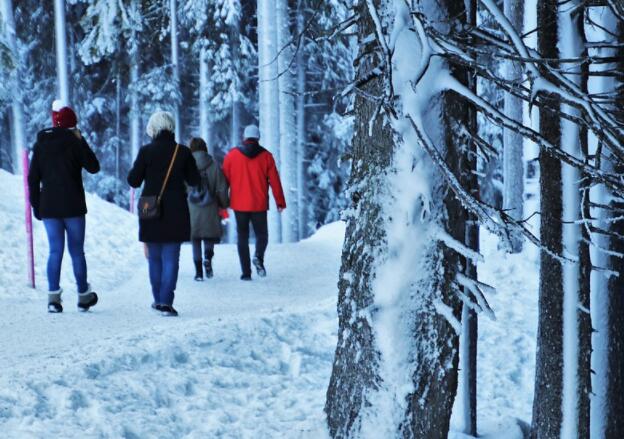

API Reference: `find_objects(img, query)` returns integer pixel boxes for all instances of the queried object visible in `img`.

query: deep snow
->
[0,170,537,438]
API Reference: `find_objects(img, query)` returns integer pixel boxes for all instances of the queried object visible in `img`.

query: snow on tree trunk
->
[54,0,69,103]
[502,0,524,253]
[296,0,307,239]
[1,0,26,174]
[257,0,282,242]
[170,0,181,141]
[558,4,591,438]
[458,3,478,435]
[603,20,624,438]
[199,46,212,155]
[276,0,298,242]
[532,2,564,437]
[325,1,469,437]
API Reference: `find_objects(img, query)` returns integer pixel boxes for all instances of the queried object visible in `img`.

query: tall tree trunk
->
[531,1,564,438]
[502,0,524,253]
[199,46,212,154]
[559,3,591,438]
[296,0,307,239]
[169,0,181,141]
[128,0,141,214]
[276,0,298,242]
[325,1,468,437]
[604,20,624,439]
[54,0,69,103]
[115,67,121,179]
[1,0,26,174]
[257,0,282,242]
[459,2,478,435]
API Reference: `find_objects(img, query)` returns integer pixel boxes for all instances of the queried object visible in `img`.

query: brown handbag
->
[138,144,180,220]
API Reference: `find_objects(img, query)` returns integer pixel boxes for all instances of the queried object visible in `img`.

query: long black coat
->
[127,131,200,243]
[28,127,100,219]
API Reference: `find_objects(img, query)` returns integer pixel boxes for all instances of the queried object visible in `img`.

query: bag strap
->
[157,144,180,202]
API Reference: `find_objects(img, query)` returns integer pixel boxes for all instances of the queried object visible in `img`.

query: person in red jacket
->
[223,124,286,280]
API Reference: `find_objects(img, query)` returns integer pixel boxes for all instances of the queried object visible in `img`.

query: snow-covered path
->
[2,227,341,373]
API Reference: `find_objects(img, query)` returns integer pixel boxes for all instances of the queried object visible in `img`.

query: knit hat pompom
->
[146,111,175,138]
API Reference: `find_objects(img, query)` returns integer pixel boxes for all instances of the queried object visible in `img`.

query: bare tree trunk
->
[459,2,478,434]
[257,0,282,242]
[1,0,26,174]
[277,0,299,242]
[199,46,212,154]
[532,2,564,438]
[503,0,524,253]
[54,0,69,103]
[604,21,624,439]
[296,0,307,239]
[169,0,181,141]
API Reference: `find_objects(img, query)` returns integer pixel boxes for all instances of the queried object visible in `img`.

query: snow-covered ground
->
[0,170,538,438]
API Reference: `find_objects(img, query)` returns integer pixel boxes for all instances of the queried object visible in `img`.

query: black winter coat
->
[28,127,100,219]
[127,131,201,243]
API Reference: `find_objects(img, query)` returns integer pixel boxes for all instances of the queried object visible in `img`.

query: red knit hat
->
[52,107,78,129]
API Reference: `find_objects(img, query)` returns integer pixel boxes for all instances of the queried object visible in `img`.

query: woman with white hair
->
[127,111,200,316]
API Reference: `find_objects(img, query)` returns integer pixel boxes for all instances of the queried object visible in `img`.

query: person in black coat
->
[28,101,100,313]
[127,110,200,316]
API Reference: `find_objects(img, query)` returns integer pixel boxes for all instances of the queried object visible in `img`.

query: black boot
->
[77,287,98,312]
[253,256,266,277]
[204,259,214,279]
[194,260,204,281]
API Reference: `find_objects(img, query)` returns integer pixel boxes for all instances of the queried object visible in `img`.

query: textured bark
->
[296,0,307,239]
[326,1,468,437]
[502,0,524,253]
[575,9,591,439]
[324,3,390,434]
[531,2,564,438]
[459,2,478,435]
[604,21,624,438]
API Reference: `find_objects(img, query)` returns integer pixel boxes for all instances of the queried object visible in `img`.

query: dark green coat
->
[188,151,229,240]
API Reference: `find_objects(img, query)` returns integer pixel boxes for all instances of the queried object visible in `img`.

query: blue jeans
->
[43,216,88,293]
[146,243,181,306]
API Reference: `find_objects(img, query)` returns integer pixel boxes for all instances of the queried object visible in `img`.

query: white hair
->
[146,111,175,138]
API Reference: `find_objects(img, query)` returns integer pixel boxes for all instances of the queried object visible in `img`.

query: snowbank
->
[0,170,140,299]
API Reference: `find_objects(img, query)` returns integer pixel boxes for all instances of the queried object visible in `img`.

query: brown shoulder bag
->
[138,144,180,220]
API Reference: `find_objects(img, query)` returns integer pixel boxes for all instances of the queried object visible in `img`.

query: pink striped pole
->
[22,149,35,288]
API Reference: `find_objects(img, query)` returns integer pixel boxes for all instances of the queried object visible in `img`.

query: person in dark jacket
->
[222,124,286,281]
[127,111,200,316]
[187,138,230,281]
[28,100,101,313]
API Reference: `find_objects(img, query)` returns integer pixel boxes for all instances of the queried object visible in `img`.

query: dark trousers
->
[192,239,215,263]
[43,216,88,293]
[234,211,268,276]
[146,242,181,306]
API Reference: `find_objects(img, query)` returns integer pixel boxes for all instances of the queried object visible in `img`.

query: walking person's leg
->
[147,243,163,306]
[159,243,181,315]
[65,216,98,311]
[191,238,203,281]
[64,216,88,293]
[251,211,269,277]
[43,218,65,312]
[204,239,215,278]
[235,212,252,279]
